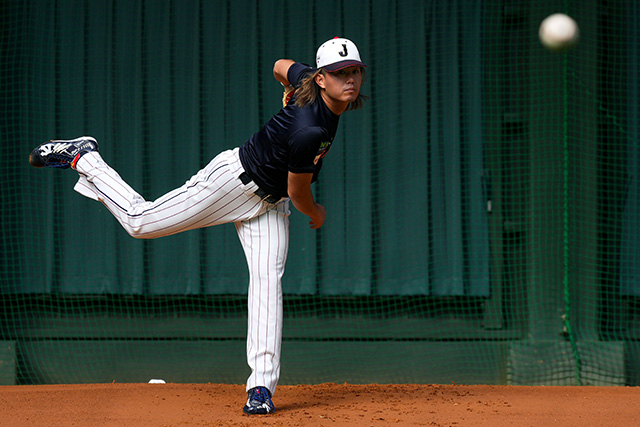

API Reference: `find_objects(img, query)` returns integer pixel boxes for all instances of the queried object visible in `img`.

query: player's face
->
[316,67,363,110]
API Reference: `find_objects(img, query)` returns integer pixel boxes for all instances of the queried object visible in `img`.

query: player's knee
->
[124,225,147,239]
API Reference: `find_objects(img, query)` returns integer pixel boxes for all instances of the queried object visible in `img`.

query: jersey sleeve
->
[287,126,326,174]
[287,62,314,87]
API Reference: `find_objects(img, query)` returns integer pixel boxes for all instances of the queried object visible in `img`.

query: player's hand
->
[282,85,295,107]
[308,203,326,229]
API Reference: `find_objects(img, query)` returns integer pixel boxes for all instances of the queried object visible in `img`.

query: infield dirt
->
[1,382,638,426]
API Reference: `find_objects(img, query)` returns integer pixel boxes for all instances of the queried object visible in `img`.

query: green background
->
[0,0,637,386]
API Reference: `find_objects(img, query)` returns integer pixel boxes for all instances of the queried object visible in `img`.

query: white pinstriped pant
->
[74,147,289,395]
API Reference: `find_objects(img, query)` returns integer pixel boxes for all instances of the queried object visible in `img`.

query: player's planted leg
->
[243,386,275,415]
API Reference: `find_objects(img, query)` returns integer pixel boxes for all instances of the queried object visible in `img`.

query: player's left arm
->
[273,59,295,86]
[274,59,296,107]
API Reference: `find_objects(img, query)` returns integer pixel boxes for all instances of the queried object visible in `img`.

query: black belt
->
[239,172,281,204]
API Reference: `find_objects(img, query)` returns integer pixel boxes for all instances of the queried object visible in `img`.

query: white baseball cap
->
[316,37,366,72]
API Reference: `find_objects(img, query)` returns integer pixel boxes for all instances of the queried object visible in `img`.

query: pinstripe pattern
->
[237,199,289,394]
[73,147,291,396]
[74,148,269,238]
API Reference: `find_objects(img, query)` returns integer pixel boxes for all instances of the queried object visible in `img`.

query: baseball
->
[539,13,579,53]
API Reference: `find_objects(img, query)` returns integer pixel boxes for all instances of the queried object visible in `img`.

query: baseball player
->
[28,37,366,415]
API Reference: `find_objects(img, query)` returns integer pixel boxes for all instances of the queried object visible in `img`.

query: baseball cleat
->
[242,386,275,415]
[29,136,99,169]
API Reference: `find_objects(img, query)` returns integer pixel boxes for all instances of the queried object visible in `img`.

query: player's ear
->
[315,72,326,89]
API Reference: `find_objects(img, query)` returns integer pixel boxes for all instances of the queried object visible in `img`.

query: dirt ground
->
[1,382,639,426]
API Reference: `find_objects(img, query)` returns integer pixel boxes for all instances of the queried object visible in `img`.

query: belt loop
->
[238,172,280,204]
[239,172,252,185]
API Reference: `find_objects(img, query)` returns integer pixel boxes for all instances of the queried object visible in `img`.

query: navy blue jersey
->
[238,62,340,198]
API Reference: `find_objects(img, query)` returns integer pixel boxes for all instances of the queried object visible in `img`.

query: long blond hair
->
[294,68,367,111]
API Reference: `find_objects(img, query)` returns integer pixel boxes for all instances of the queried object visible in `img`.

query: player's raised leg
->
[29,138,268,239]
[29,136,99,169]
[76,149,270,238]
